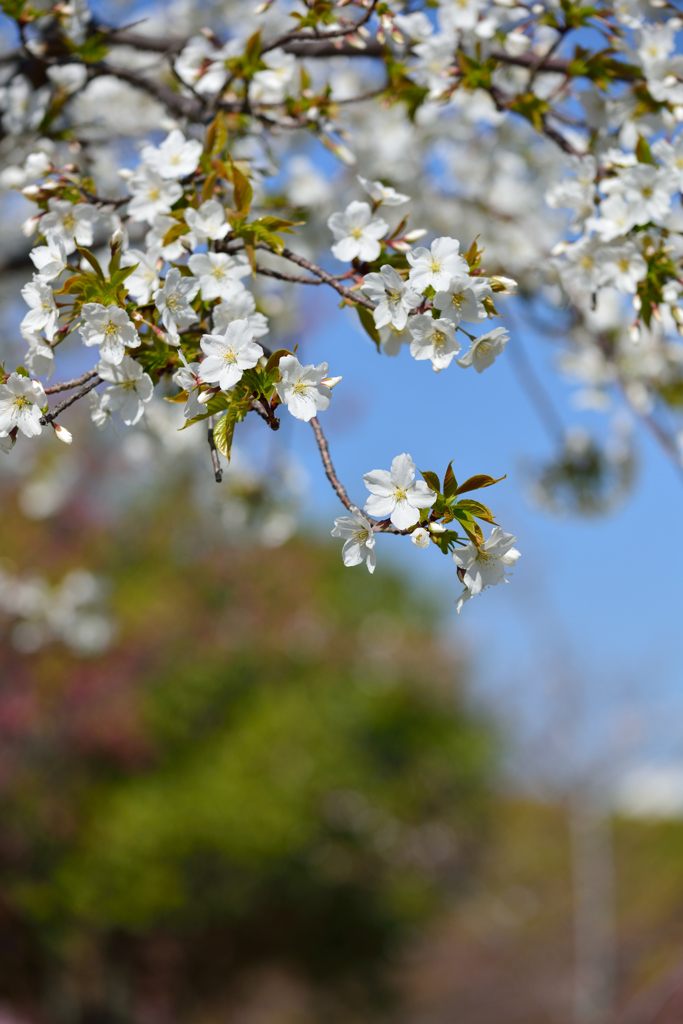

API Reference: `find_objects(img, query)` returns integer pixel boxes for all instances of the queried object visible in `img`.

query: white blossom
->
[599,242,648,294]
[188,252,250,301]
[79,303,140,365]
[40,199,98,255]
[145,214,186,262]
[97,356,154,426]
[250,49,297,104]
[409,314,461,372]
[411,527,431,548]
[0,373,46,438]
[140,129,202,180]
[127,167,183,223]
[174,35,239,95]
[212,285,269,338]
[184,199,230,246]
[275,355,334,422]
[407,237,469,292]
[154,267,200,332]
[120,247,161,304]
[452,526,520,597]
[174,347,204,419]
[327,201,388,262]
[457,327,509,373]
[331,507,376,573]
[361,265,420,329]
[379,324,412,356]
[433,274,492,324]
[363,453,436,529]
[357,176,410,206]
[29,231,67,282]
[21,277,58,341]
[198,318,263,392]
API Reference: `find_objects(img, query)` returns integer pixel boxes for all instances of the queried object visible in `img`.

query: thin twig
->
[272,245,377,310]
[254,263,324,285]
[310,415,353,510]
[262,0,378,55]
[45,369,99,395]
[40,376,101,425]
[207,415,223,482]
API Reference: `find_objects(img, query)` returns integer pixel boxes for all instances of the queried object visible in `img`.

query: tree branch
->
[310,415,353,510]
[40,376,101,425]
[207,416,223,482]
[44,369,99,395]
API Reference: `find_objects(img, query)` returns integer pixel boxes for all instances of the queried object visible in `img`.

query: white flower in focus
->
[21,277,59,341]
[141,129,203,180]
[120,247,161,303]
[127,167,183,223]
[409,314,461,371]
[97,356,154,426]
[154,267,200,332]
[361,265,420,330]
[174,347,204,418]
[452,526,520,596]
[41,199,98,255]
[79,303,140,365]
[599,242,647,294]
[198,318,263,391]
[29,231,67,282]
[327,201,388,263]
[357,176,410,206]
[457,327,508,373]
[188,252,250,301]
[411,527,430,548]
[184,200,230,246]
[407,237,469,292]
[331,507,376,573]
[433,274,492,324]
[0,373,46,438]
[275,355,334,422]
[363,453,436,529]
[212,285,269,338]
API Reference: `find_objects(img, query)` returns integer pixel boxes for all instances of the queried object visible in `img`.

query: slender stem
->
[310,416,353,511]
[45,369,99,395]
[207,416,223,482]
[271,245,377,310]
[254,264,324,285]
[40,377,101,425]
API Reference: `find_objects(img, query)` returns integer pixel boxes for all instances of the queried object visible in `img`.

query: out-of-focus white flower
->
[457,327,509,372]
[141,129,202,179]
[41,198,98,255]
[357,176,410,206]
[0,373,46,438]
[29,231,67,282]
[97,356,154,426]
[212,285,270,337]
[250,49,297,104]
[21,277,59,341]
[120,247,161,304]
[184,199,230,246]
[127,167,183,223]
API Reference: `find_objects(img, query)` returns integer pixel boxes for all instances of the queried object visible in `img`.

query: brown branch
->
[40,376,101,425]
[254,263,324,285]
[263,0,378,55]
[262,244,377,310]
[44,369,99,395]
[207,415,223,482]
[310,415,353,510]
[90,62,203,121]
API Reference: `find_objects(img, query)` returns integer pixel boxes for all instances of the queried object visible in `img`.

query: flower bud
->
[21,185,41,199]
[197,388,218,405]
[53,423,73,444]
[404,228,428,242]
[411,527,430,549]
[110,227,123,249]
[321,375,342,390]
[428,522,446,534]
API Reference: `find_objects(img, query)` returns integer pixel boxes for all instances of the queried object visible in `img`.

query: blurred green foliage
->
[0,478,496,1021]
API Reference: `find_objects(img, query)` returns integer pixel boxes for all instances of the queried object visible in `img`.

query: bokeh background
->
[2,0,683,1022]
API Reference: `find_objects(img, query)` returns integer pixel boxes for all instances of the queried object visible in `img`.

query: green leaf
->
[450,508,484,545]
[356,305,380,350]
[635,134,654,164]
[455,474,506,495]
[420,470,441,493]
[443,460,458,500]
[265,348,293,373]
[212,413,235,460]
[454,499,496,524]
[233,166,253,217]
[76,245,105,280]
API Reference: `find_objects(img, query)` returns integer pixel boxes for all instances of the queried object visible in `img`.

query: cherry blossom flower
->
[457,327,509,373]
[24,337,55,379]
[198,318,263,391]
[250,49,297,104]
[433,274,492,324]
[275,355,335,422]
[361,265,420,329]
[407,237,469,292]
[97,356,154,426]
[363,453,436,529]
[409,314,461,371]
[379,324,411,356]
[452,526,520,597]
[327,201,388,262]
[79,304,140,365]
[173,348,204,419]
[189,252,250,301]
[141,129,202,180]
[599,242,647,294]
[411,527,430,548]
[212,285,269,338]
[29,231,67,281]
[120,247,161,304]
[40,198,98,254]
[127,167,183,223]
[21,277,58,341]
[184,200,230,246]
[0,373,46,438]
[154,268,200,332]
[331,507,376,573]
[357,176,410,206]
[174,35,239,95]
[145,214,186,262]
